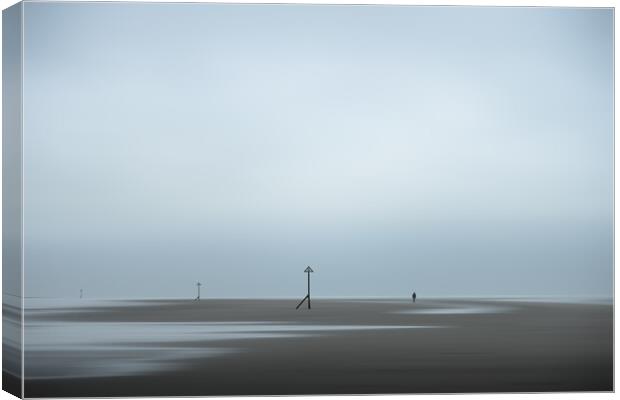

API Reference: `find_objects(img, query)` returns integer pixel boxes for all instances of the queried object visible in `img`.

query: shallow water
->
[25,321,436,351]
[395,304,512,314]
[25,304,441,379]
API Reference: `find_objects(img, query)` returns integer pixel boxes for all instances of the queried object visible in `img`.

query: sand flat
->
[22,298,612,397]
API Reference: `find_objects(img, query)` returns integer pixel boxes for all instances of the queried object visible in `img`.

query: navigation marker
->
[296,266,314,310]
[196,282,202,301]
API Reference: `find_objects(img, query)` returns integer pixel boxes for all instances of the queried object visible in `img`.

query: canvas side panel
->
[2,2,23,398]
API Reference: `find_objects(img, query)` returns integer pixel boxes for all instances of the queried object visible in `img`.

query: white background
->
[0,0,616,399]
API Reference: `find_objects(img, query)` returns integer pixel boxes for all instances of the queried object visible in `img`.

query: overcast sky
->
[21,3,613,299]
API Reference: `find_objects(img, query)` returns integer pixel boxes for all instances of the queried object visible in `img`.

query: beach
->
[22,298,613,397]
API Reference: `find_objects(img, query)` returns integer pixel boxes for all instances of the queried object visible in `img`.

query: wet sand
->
[23,298,613,397]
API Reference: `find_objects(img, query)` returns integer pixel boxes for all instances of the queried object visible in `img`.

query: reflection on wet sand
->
[26,308,442,379]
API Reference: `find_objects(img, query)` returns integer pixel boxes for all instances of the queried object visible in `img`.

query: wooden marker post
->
[196,282,202,301]
[296,266,314,309]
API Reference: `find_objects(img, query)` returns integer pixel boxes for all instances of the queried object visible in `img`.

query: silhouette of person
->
[412,292,416,303]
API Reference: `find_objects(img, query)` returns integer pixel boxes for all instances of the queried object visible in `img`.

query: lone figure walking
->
[412,292,416,303]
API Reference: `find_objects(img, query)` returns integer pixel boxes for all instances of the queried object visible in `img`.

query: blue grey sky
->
[22,3,613,298]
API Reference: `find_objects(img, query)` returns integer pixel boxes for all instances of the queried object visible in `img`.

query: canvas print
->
[2,2,614,398]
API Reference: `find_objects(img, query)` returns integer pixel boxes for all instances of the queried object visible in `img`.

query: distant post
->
[296,266,314,310]
[196,282,202,301]
[80,289,83,299]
